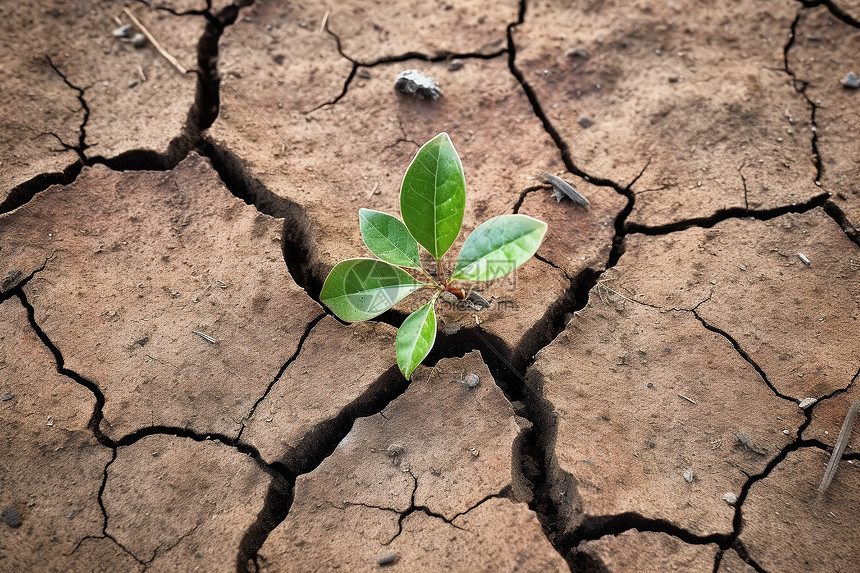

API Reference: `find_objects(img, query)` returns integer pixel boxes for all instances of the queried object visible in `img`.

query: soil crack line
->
[4,0,244,215]
[45,56,90,163]
[784,11,823,183]
[17,290,114,448]
[823,198,860,247]
[323,20,508,68]
[236,362,415,569]
[68,450,149,569]
[0,256,51,303]
[798,0,860,28]
[691,310,799,405]
[626,192,830,236]
[725,436,821,571]
[235,312,327,442]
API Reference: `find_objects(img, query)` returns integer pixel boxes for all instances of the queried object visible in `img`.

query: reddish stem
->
[444,283,465,299]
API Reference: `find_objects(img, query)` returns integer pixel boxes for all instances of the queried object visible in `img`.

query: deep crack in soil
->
[3,0,858,571]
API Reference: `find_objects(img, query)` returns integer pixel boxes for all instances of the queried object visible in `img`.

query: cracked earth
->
[0,0,858,571]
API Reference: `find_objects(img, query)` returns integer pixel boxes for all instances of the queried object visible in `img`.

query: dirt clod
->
[2,506,22,528]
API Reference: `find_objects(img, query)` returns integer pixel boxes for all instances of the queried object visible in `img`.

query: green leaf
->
[400,132,466,260]
[320,258,426,322]
[358,209,423,269]
[451,214,548,282]
[395,300,437,379]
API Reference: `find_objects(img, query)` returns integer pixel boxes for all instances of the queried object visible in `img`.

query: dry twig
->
[123,8,187,74]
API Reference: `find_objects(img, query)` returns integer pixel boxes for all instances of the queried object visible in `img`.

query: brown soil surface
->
[569,530,719,572]
[1,1,858,572]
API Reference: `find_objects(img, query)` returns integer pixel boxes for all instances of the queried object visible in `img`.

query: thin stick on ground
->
[123,8,187,74]
[819,396,860,492]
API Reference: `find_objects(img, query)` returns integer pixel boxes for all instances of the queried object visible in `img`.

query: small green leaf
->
[400,132,466,260]
[395,300,437,379]
[320,258,426,322]
[358,209,423,269]
[451,214,548,282]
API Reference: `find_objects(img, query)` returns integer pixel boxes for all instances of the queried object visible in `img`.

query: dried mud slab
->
[257,352,567,571]
[217,1,352,113]
[209,22,577,362]
[0,299,116,570]
[529,288,803,538]
[103,434,282,571]
[240,316,399,468]
[0,0,201,200]
[519,174,626,278]
[0,153,321,440]
[0,3,84,207]
[616,210,860,400]
[569,530,719,572]
[792,7,860,232]
[739,448,860,572]
[513,0,821,226]
[326,0,518,63]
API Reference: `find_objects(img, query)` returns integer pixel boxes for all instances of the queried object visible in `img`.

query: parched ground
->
[1,0,858,572]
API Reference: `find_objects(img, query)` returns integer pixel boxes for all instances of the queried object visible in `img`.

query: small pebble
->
[394,70,441,100]
[128,80,138,89]
[462,373,480,388]
[783,429,791,435]
[566,48,589,59]
[1,393,14,402]
[798,397,817,409]
[646,441,655,449]
[386,444,404,458]
[377,552,397,566]
[447,59,464,71]
[2,507,22,528]
[683,469,694,483]
[840,72,859,89]
[112,24,132,38]
[723,492,738,506]
[130,33,147,48]
[668,76,679,83]
[578,116,593,129]
[357,69,372,80]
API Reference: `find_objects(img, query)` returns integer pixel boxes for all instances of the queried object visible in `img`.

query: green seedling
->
[320,133,547,379]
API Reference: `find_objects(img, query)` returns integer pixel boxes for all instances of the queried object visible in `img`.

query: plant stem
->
[444,284,466,299]
[436,258,445,286]
[414,264,435,283]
